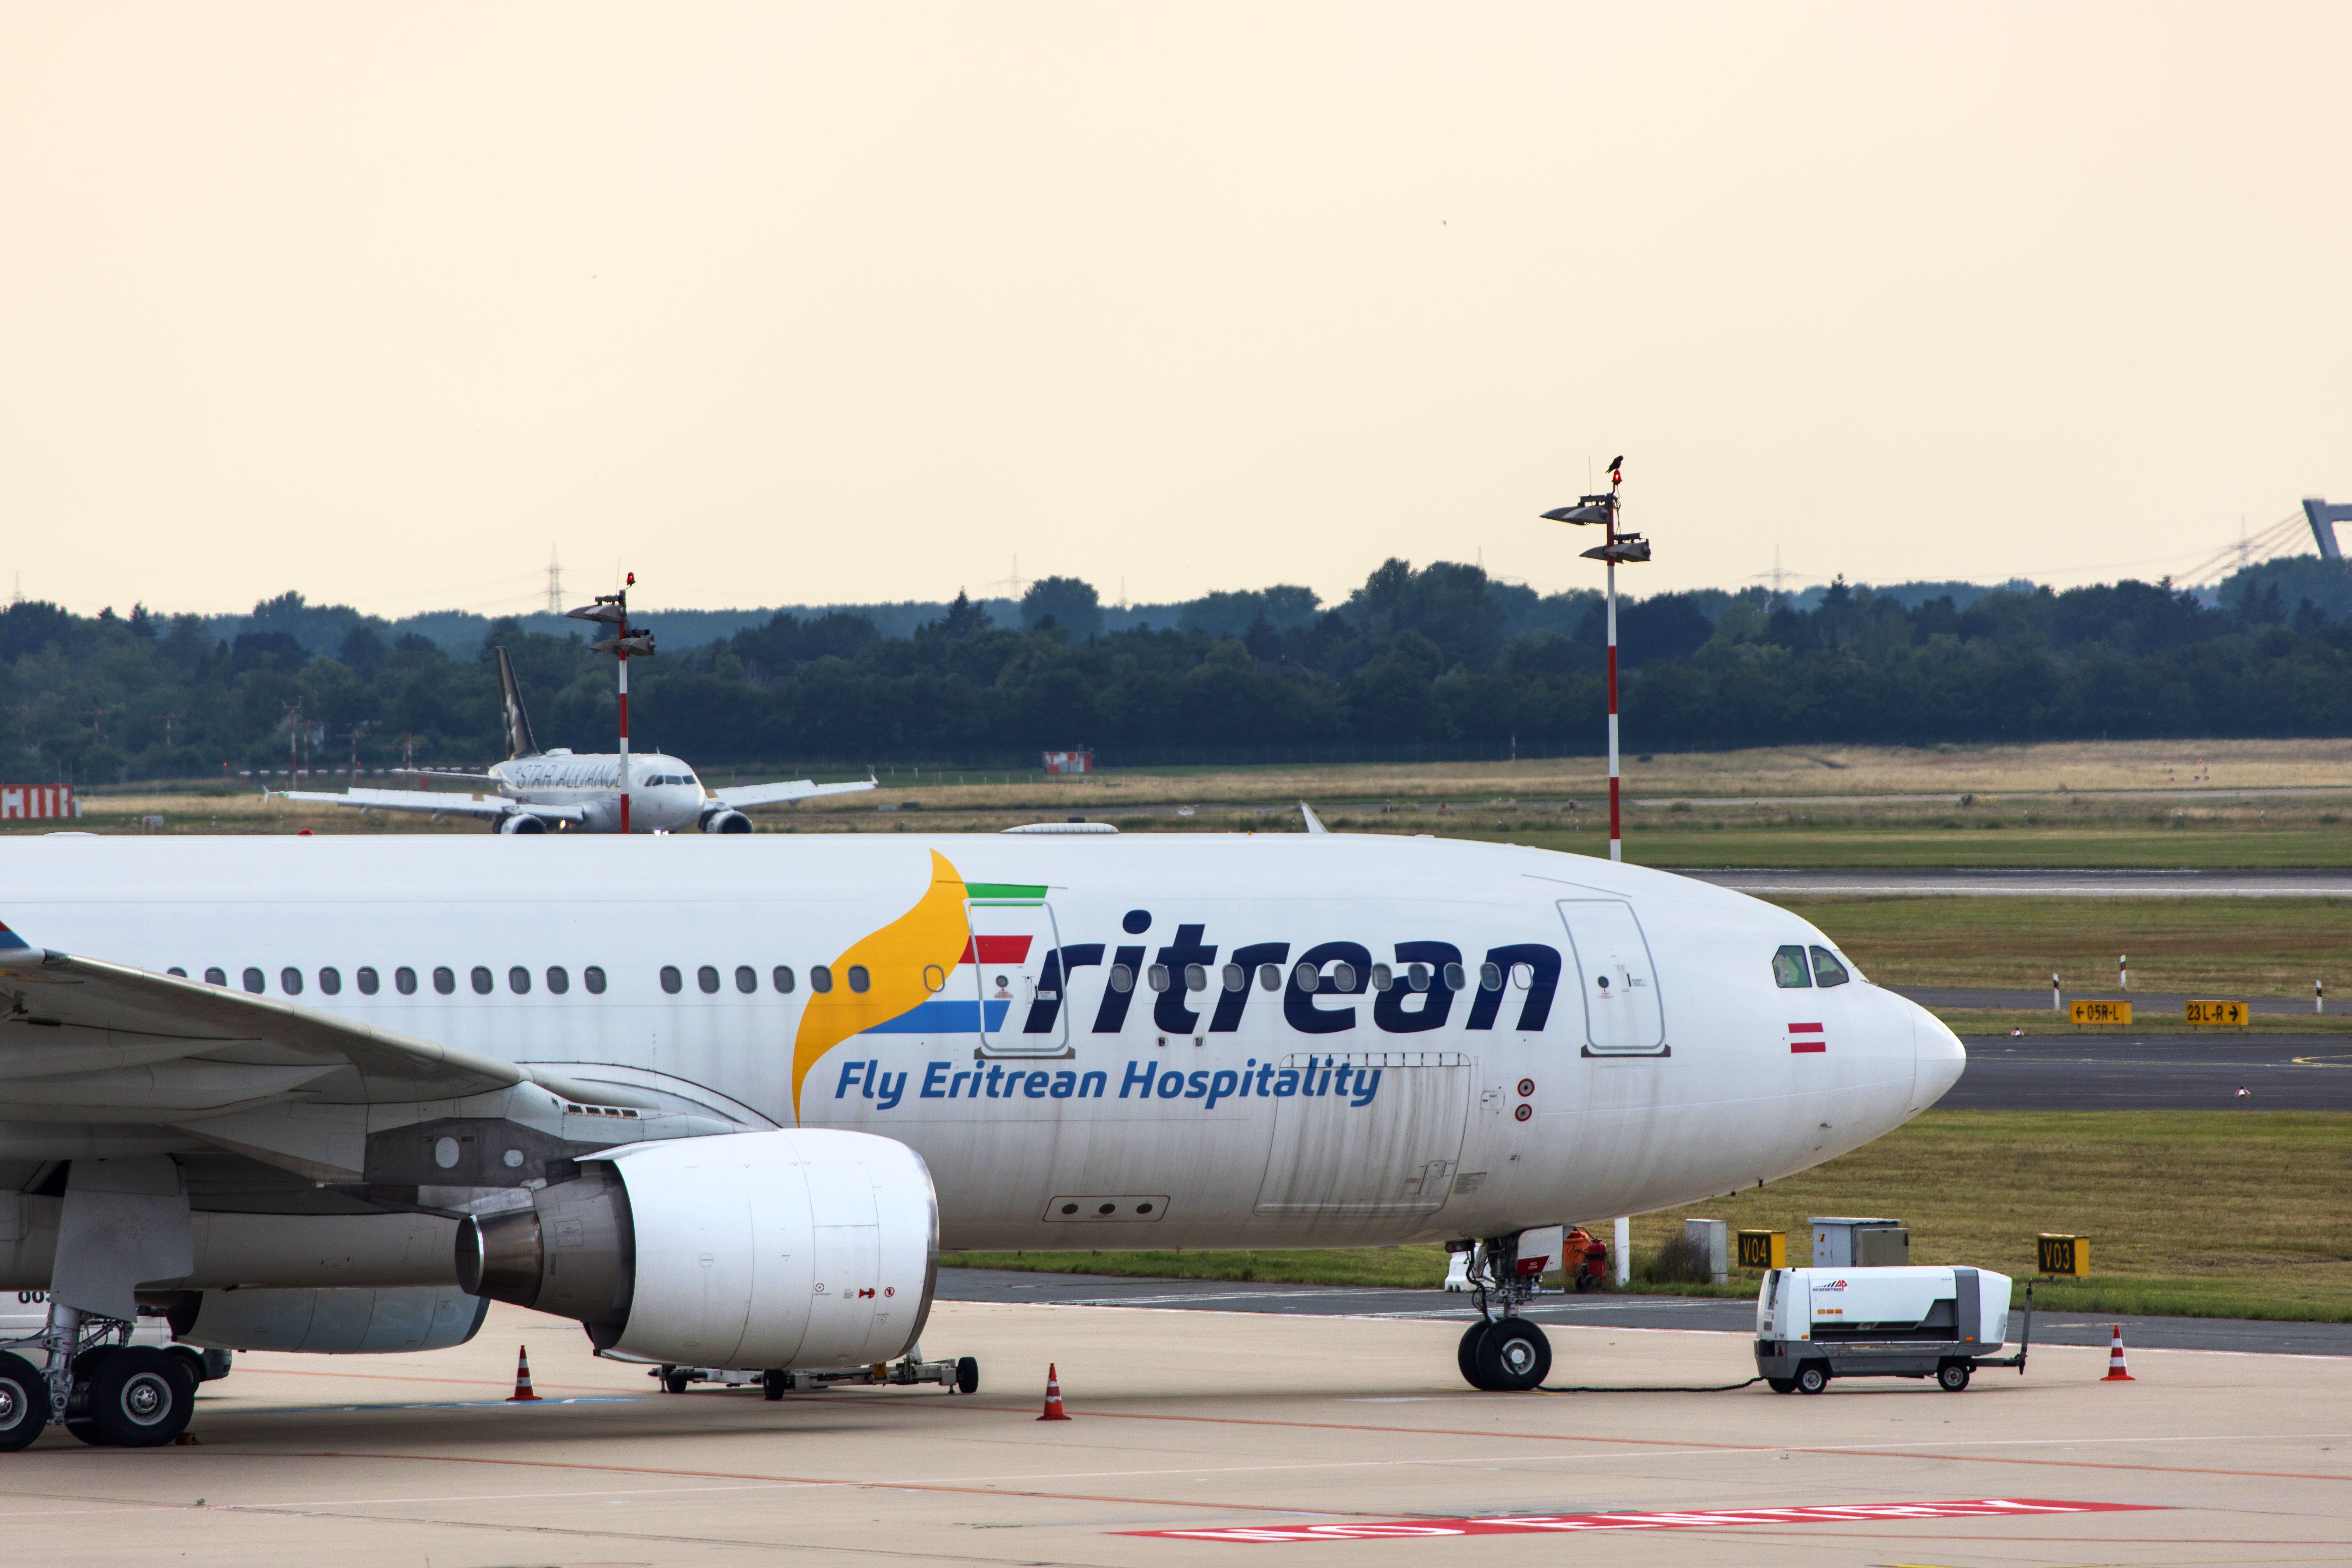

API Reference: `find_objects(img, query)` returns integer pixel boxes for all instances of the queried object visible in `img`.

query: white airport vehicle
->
[0,830,1964,1446]
[274,648,874,833]
[1755,1265,2029,1393]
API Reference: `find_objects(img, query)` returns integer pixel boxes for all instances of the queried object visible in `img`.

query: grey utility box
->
[1684,1218,1730,1284]
[1810,1217,1909,1268]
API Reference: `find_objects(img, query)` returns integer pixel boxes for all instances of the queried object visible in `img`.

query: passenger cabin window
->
[546,966,569,995]
[1146,964,1170,993]
[1444,962,1467,992]
[810,965,833,994]
[1221,963,1244,992]
[319,967,341,996]
[734,965,756,994]
[1291,960,1320,993]
[584,965,607,995]
[243,967,265,994]
[471,966,494,995]
[1256,963,1280,991]
[1326,961,1357,994]
[167,966,187,978]
[280,967,303,995]
[509,966,531,995]
[1106,964,1132,993]
[433,966,456,996]
[1809,945,1852,987]
[1369,963,1393,991]
[660,965,683,995]
[847,965,870,994]
[396,966,418,995]
[357,967,380,995]
[1478,962,1502,992]
[205,967,226,986]
[696,965,719,994]
[1772,945,1812,988]
[772,966,795,993]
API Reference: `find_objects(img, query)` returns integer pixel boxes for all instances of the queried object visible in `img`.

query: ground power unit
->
[1755,1266,2031,1393]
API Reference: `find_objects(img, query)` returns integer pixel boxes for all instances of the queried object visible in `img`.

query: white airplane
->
[0,829,1963,1447]
[275,648,874,833]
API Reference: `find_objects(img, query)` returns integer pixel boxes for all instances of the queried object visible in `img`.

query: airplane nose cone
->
[1905,995,1966,1109]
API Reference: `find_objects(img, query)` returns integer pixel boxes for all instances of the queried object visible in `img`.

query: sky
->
[4,3,2348,620]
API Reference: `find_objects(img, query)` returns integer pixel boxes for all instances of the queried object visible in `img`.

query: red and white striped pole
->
[1605,465,1622,864]
[616,574,632,836]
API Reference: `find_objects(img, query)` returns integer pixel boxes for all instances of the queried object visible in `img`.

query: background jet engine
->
[495,812,549,834]
[699,808,753,834]
[456,1128,937,1370]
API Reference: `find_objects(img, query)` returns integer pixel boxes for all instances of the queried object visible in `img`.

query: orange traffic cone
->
[508,1344,543,1402]
[2101,1323,2134,1382]
[1037,1362,1071,1421]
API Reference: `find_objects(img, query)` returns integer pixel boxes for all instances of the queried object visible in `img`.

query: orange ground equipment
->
[1565,1227,1611,1293]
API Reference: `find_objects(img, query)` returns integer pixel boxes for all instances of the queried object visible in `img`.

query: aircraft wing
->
[274,788,586,825]
[710,776,878,810]
[0,945,527,1112]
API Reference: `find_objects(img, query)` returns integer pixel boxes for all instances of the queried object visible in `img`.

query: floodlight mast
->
[567,573,655,833]
[1540,459,1649,863]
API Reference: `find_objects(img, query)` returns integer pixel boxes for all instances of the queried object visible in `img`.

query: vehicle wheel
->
[1456,1321,1496,1390]
[1573,1273,1596,1294]
[0,1352,44,1451]
[1766,1377,1798,1394]
[85,1348,195,1448]
[1474,1319,1553,1392]
[955,1356,979,1395]
[1936,1360,1972,1392]
[662,1368,692,1394]
[1794,1361,1830,1395]
[762,1370,786,1401]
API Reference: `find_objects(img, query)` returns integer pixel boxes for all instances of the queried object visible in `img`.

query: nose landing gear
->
[1450,1233,1555,1392]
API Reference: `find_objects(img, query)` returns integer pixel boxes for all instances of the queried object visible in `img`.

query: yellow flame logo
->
[791,849,969,1120]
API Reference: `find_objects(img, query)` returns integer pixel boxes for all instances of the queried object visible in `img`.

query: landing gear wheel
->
[762,1370,787,1401]
[81,1348,195,1448]
[1475,1319,1552,1392]
[1766,1377,1798,1394]
[1936,1360,1972,1392]
[661,1367,691,1394]
[1456,1321,1496,1390]
[954,1356,979,1395]
[0,1352,43,1451]
[1794,1361,1830,1395]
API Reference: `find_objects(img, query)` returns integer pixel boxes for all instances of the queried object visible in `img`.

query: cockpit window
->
[1771,945,1812,988]
[1809,945,1852,987]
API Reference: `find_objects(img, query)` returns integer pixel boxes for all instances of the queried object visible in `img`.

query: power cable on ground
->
[1538,1376,1764,1393]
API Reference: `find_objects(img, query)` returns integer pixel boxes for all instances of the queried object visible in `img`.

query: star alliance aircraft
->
[275,648,873,833]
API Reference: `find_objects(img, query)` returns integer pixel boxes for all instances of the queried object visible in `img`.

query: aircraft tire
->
[1456,1321,1496,1390]
[1473,1319,1552,1392]
[955,1356,979,1394]
[0,1352,43,1451]
[83,1348,195,1448]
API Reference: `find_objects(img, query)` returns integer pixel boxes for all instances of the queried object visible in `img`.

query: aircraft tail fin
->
[495,647,542,760]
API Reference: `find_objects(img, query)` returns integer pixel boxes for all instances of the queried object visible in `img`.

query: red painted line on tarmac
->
[1119,1498,2164,1544]
[224,1366,630,1394]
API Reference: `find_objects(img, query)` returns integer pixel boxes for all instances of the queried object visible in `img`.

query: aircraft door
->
[965,897,1070,1056]
[1556,900,1665,1054]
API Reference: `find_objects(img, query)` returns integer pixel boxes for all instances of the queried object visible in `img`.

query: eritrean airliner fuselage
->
[0,833,1961,1447]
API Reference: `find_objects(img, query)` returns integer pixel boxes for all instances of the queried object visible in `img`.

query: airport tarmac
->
[6,1298,2344,1565]
[1941,1031,2352,1110]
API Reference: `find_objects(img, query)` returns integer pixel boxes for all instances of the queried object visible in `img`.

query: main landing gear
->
[1449,1233,1554,1393]
[0,1304,198,1449]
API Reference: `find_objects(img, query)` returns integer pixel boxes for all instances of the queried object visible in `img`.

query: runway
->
[1693,868,2352,896]
[6,1298,2341,1564]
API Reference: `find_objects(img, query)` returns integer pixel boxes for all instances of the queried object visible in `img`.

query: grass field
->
[942,1110,2352,1321]
[1779,896,2352,997]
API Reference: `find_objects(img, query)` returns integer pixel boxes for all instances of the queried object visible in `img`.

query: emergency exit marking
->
[1120,1498,2163,1543]
[2070,999,2133,1026]
[2184,999,2247,1027]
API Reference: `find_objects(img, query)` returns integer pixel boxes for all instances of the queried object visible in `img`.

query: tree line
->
[6,557,2352,784]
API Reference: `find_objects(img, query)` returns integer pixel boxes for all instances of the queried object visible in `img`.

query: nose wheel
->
[1457,1318,1552,1392]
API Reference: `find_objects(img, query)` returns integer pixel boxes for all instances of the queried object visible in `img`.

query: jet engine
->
[456,1128,936,1370]
[700,808,753,834]
[168,1284,487,1354]
[496,813,549,834]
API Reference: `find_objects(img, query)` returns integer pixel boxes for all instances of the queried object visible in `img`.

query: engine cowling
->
[496,812,549,834]
[457,1128,937,1370]
[167,1285,488,1353]
[700,808,753,834]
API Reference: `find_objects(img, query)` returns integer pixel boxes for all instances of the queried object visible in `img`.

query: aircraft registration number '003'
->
[2069,999,2133,1026]
[2184,999,2247,1026]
